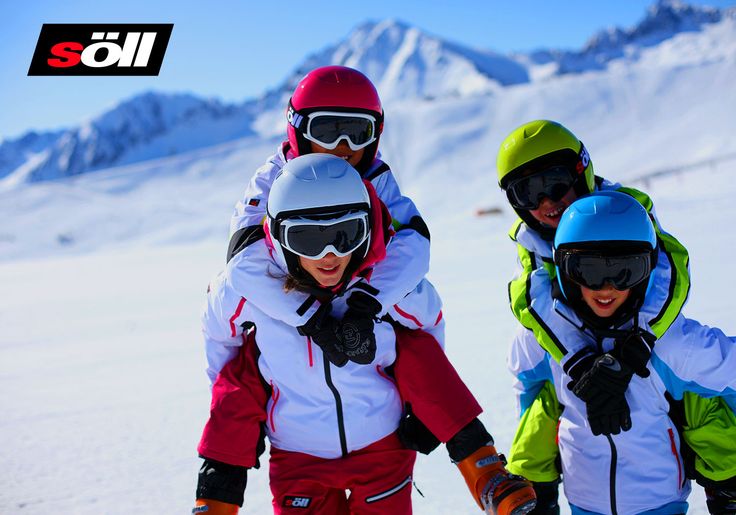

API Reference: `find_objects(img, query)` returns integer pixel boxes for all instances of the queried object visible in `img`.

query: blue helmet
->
[554,190,656,251]
[553,191,658,325]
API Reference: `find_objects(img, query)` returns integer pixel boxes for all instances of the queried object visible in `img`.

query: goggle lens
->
[303,112,377,151]
[280,213,369,259]
[506,166,577,210]
[559,251,652,291]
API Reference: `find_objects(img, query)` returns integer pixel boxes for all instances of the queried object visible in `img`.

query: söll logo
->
[28,24,173,76]
[283,496,312,508]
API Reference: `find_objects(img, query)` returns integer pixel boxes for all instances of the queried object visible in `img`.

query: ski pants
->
[198,326,482,467]
[269,432,416,514]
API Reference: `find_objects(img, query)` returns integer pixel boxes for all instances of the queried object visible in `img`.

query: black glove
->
[337,289,381,365]
[612,330,655,378]
[298,304,348,367]
[570,353,634,436]
[706,487,736,514]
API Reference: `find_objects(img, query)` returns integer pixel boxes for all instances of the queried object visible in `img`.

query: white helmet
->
[267,154,372,277]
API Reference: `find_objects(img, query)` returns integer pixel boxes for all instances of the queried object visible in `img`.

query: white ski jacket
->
[201,249,443,459]
[508,268,736,515]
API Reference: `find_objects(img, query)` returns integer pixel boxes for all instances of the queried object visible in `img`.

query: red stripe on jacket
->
[394,305,423,327]
[229,297,247,337]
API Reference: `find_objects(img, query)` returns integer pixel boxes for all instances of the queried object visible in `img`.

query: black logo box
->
[29,23,173,76]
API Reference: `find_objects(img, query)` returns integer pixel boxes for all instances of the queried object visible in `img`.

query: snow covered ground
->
[1,131,734,512]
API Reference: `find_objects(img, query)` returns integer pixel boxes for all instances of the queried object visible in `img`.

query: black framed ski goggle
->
[279,211,370,259]
[505,165,578,210]
[556,250,653,291]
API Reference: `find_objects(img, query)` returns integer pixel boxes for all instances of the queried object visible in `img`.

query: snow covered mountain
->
[291,19,529,101]
[518,0,735,77]
[0,92,254,185]
[1,0,734,185]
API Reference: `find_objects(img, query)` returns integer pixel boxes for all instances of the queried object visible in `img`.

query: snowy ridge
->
[292,19,529,101]
[0,92,254,184]
[519,0,733,76]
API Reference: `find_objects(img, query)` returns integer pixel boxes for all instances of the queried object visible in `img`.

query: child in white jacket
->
[196,154,536,515]
[508,190,736,515]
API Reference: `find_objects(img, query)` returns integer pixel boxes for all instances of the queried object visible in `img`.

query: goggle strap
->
[275,203,370,223]
[287,100,307,131]
[576,142,590,175]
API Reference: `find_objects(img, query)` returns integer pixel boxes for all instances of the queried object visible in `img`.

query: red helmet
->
[286,66,384,172]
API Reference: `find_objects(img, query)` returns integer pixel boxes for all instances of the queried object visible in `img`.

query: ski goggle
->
[556,250,653,291]
[279,210,370,260]
[302,111,378,151]
[505,165,578,210]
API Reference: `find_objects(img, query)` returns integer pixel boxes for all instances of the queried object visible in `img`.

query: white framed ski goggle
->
[279,210,370,260]
[302,111,378,151]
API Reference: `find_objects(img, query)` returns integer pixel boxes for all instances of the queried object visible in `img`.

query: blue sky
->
[1,0,733,140]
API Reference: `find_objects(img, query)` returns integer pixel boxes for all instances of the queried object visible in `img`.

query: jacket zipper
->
[323,359,348,457]
[606,434,618,515]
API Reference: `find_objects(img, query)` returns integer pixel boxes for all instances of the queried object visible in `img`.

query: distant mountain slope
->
[517,0,734,77]
[1,92,253,184]
[1,0,733,185]
[292,19,529,101]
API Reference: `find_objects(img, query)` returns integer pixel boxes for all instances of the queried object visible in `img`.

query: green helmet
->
[496,120,595,193]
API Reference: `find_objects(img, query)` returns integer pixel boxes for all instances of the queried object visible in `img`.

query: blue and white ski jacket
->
[508,268,736,515]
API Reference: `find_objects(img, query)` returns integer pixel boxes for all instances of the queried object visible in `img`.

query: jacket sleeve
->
[652,315,736,412]
[201,271,249,385]
[367,168,431,312]
[226,241,320,328]
[506,381,562,483]
[616,186,691,338]
[202,253,321,385]
[385,278,445,348]
[224,152,323,330]
[509,259,598,379]
[506,217,573,365]
[507,325,554,417]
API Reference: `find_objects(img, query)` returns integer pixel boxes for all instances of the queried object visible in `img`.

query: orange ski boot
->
[457,445,537,515]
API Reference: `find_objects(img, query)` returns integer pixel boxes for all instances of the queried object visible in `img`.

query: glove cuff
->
[297,302,333,336]
[564,349,597,385]
[346,287,382,317]
[197,458,248,507]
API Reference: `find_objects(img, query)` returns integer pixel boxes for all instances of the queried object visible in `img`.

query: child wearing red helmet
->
[196,68,535,514]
